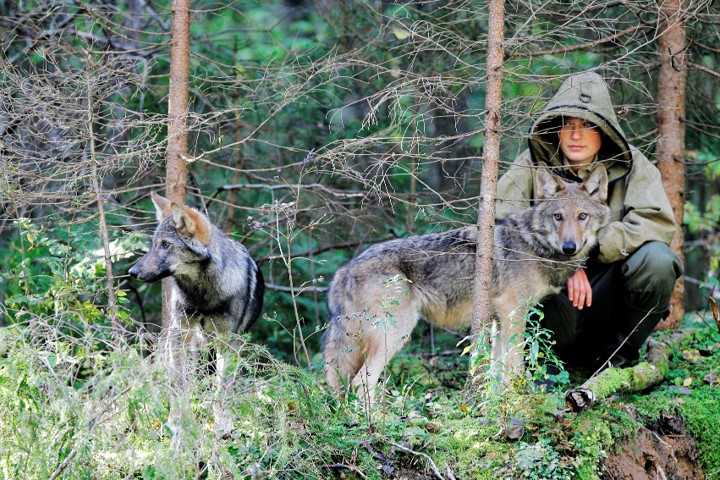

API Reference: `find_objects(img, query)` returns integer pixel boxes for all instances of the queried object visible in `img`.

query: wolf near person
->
[497,71,683,370]
[322,163,610,402]
[129,192,264,362]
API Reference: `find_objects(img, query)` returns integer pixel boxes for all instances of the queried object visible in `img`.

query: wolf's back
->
[194,231,265,334]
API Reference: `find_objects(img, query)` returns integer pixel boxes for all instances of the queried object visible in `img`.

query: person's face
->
[558,117,602,166]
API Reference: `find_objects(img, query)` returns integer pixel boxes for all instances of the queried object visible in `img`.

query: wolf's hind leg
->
[351,302,419,405]
[324,332,366,396]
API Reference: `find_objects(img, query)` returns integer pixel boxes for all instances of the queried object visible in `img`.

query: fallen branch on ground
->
[388,441,455,480]
[565,330,695,413]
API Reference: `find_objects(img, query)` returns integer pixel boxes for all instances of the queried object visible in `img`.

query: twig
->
[585,308,657,382]
[324,463,368,479]
[85,57,121,347]
[264,282,327,294]
[360,441,394,476]
[48,387,132,480]
[388,441,447,480]
[689,62,720,79]
[510,24,647,57]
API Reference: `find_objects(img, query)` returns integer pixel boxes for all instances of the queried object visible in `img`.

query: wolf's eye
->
[578,213,588,221]
[160,241,171,249]
[553,213,563,221]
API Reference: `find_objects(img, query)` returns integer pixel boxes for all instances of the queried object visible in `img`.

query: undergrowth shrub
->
[0,323,368,479]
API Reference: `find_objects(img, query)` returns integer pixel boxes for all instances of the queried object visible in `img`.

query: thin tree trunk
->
[469,0,504,385]
[163,0,191,330]
[655,0,687,330]
[164,0,192,449]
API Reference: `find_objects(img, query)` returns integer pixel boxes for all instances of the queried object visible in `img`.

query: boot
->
[600,305,668,369]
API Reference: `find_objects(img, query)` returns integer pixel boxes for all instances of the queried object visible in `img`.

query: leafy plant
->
[524,304,571,390]
[1,219,131,339]
[515,438,572,480]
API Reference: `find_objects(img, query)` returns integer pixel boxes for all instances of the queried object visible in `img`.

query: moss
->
[438,418,514,479]
[401,388,632,480]
[676,386,720,475]
[630,318,720,476]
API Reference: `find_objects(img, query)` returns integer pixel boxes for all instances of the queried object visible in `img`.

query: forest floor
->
[338,312,720,480]
[1,311,719,479]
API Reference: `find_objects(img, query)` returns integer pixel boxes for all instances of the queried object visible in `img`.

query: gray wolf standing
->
[129,192,264,434]
[129,192,264,348]
[322,164,610,402]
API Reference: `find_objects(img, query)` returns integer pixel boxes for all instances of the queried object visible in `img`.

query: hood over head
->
[529,71,632,173]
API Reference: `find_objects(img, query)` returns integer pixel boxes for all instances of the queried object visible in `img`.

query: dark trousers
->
[540,241,683,369]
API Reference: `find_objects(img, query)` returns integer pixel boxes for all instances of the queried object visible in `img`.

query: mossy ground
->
[317,313,720,479]
[0,314,718,479]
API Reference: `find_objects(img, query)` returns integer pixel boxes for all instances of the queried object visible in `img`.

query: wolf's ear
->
[534,163,566,200]
[170,203,198,237]
[582,164,608,203]
[170,204,211,257]
[151,191,172,223]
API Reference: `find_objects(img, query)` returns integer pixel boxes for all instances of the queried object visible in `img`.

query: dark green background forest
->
[1,1,719,478]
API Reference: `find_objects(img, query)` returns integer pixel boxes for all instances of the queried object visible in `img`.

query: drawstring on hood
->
[528,72,633,179]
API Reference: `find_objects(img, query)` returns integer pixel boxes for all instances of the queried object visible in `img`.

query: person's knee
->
[622,242,682,309]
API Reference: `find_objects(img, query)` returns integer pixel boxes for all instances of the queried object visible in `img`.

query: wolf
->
[322,163,610,402]
[129,192,264,360]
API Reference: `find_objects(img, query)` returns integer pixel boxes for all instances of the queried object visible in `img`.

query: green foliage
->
[0,323,378,479]
[515,438,572,480]
[1,219,718,478]
[0,269,622,479]
[1,219,131,336]
[524,305,571,389]
[1,1,720,478]
[465,301,570,406]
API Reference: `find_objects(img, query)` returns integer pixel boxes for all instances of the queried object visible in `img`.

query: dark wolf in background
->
[322,164,610,402]
[129,192,264,362]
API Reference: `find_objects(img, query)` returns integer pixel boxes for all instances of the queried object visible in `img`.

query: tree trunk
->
[469,0,504,385]
[163,0,191,330]
[163,0,193,450]
[655,0,687,330]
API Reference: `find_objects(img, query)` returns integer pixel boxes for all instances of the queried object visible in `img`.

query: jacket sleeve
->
[496,152,535,220]
[596,153,677,263]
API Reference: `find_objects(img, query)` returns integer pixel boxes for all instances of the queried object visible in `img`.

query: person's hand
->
[567,268,592,309]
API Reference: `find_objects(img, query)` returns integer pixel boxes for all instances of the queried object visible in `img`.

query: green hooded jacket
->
[496,71,677,264]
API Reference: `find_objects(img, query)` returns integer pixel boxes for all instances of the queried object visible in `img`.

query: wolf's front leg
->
[161,316,192,389]
[492,293,528,385]
[161,311,196,450]
[212,348,233,436]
